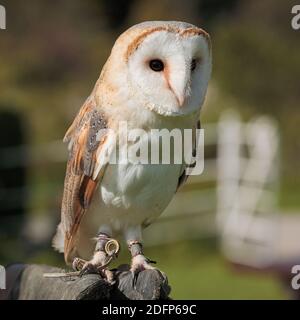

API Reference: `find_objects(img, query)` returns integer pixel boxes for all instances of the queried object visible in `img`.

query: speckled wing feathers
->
[61,96,109,263]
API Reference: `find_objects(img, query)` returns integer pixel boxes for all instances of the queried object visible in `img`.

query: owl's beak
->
[172,84,188,107]
[166,68,189,108]
[167,80,187,107]
[177,94,185,107]
[164,59,190,108]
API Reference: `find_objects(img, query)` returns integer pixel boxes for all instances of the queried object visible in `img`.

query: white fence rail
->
[216,111,280,268]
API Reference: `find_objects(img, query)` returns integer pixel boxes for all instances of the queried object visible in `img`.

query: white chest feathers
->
[98,132,182,226]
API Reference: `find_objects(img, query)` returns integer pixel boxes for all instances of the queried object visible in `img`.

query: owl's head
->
[103,21,212,117]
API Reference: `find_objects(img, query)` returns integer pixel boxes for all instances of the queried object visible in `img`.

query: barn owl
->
[53,21,212,283]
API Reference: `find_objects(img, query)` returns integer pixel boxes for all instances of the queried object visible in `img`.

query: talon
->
[102,269,115,284]
[131,270,139,289]
[79,262,98,276]
[79,268,87,277]
[72,257,86,271]
[146,258,157,264]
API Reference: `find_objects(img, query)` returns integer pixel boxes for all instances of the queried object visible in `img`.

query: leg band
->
[128,240,143,257]
[95,233,110,252]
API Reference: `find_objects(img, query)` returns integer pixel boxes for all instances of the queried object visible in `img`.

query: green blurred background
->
[0,0,299,299]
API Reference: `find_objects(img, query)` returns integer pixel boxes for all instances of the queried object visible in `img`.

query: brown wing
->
[61,96,110,264]
[177,119,201,191]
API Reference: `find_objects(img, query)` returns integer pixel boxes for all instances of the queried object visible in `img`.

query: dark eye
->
[149,59,164,72]
[191,59,197,71]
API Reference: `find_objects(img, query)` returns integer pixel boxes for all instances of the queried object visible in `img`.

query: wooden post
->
[0,264,171,300]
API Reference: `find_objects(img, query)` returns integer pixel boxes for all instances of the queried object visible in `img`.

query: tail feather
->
[52,223,65,253]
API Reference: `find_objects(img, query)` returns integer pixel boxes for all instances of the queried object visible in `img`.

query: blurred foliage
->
[211,0,300,193]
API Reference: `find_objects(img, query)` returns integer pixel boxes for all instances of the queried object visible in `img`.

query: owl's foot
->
[130,254,157,288]
[72,257,99,275]
[72,251,108,275]
[72,235,120,283]
[72,253,115,283]
[128,240,156,287]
